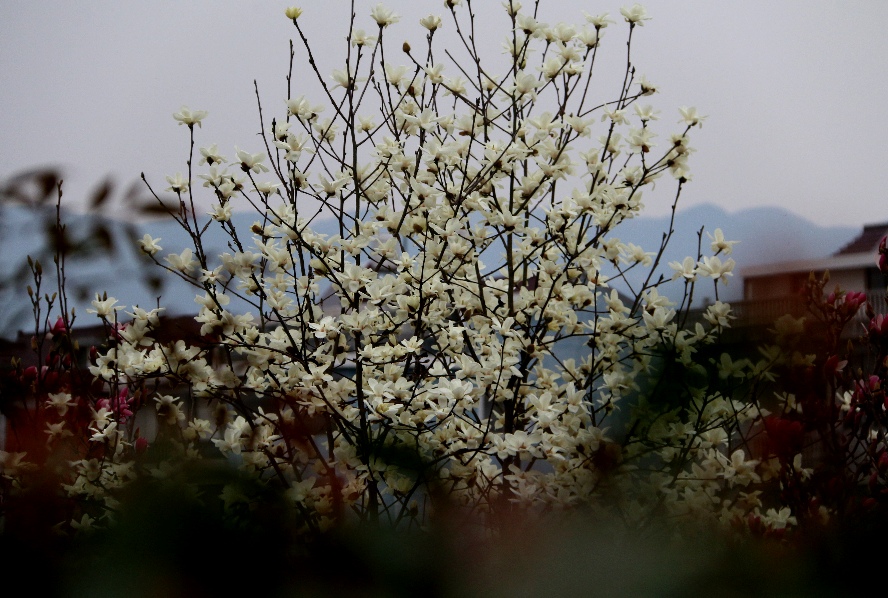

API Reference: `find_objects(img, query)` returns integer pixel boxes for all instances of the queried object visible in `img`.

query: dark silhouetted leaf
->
[0,168,63,206]
[89,178,114,210]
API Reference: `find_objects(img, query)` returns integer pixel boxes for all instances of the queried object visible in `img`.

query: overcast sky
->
[2,1,887,228]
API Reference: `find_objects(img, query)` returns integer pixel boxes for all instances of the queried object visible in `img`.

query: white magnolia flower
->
[620,4,651,26]
[358,115,376,132]
[235,147,269,173]
[384,63,408,86]
[698,255,735,284]
[703,301,733,328]
[762,507,797,531]
[46,392,76,416]
[639,74,658,95]
[679,106,707,127]
[708,228,738,255]
[87,294,122,317]
[351,29,376,47]
[571,27,597,48]
[254,180,280,195]
[165,248,197,273]
[209,202,232,222]
[331,67,365,90]
[309,316,340,339]
[502,1,521,17]
[199,144,227,165]
[669,256,697,281]
[633,104,660,122]
[584,12,614,29]
[512,71,540,97]
[173,106,207,128]
[139,234,162,256]
[286,96,324,120]
[419,14,442,31]
[165,173,188,194]
[370,4,399,27]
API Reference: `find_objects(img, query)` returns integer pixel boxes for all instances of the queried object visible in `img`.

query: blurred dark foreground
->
[2,463,884,598]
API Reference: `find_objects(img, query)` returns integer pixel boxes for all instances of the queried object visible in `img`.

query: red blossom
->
[763,416,805,460]
[870,314,888,340]
[844,291,867,312]
[879,236,888,275]
[50,316,68,335]
[824,354,847,378]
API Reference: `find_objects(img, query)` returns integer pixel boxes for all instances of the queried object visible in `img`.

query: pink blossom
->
[879,236,888,275]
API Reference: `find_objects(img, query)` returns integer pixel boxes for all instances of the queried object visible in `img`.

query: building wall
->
[828,269,867,294]
[744,272,807,301]
[744,268,868,301]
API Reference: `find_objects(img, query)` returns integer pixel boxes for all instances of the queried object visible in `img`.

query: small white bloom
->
[165,248,197,274]
[173,106,207,128]
[139,234,162,256]
[703,301,733,328]
[351,29,376,47]
[502,0,521,16]
[46,392,76,416]
[208,203,232,222]
[639,74,658,96]
[512,71,540,97]
[679,106,707,127]
[235,147,270,173]
[420,14,442,31]
[384,63,408,86]
[165,173,189,194]
[370,4,399,27]
[254,180,280,195]
[707,228,738,255]
[309,316,340,339]
[584,12,614,29]
[633,104,659,122]
[698,255,735,284]
[669,256,697,281]
[358,115,376,132]
[71,513,96,532]
[199,144,227,165]
[331,67,366,90]
[575,27,599,48]
[762,507,797,530]
[424,63,445,85]
[87,294,122,317]
[620,4,651,26]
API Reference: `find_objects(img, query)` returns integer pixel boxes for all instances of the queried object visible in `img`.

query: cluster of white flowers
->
[59,2,801,537]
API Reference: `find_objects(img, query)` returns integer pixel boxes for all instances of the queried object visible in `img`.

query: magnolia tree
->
[3,1,784,538]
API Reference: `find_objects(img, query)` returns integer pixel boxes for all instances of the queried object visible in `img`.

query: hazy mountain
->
[615,203,859,304]
[0,202,860,339]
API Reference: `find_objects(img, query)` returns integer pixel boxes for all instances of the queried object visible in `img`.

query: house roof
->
[834,222,888,256]
[740,251,876,278]
[740,221,886,278]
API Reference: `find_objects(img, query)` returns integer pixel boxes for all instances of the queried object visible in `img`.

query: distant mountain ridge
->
[0,202,858,339]
[616,203,858,303]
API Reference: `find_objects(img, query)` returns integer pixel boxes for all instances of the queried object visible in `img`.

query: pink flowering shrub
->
[756,271,888,534]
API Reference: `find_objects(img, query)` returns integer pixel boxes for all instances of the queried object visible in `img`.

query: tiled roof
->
[834,222,888,256]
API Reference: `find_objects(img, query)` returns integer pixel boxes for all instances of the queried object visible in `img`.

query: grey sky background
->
[2,1,887,227]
